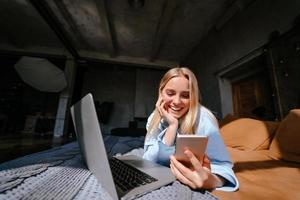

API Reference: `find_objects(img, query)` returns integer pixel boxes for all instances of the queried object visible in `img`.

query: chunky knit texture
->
[0,142,218,200]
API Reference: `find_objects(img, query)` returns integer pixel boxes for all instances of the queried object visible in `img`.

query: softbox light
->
[14,56,67,92]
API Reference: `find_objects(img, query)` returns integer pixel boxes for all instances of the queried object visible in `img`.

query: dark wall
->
[0,55,61,134]
[267,28,300,118]
[184,0,300,118]
[81,63,165,134]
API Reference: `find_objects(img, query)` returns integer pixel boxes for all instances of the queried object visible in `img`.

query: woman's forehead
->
[164,76,189,90]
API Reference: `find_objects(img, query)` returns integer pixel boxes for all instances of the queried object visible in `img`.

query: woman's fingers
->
[184,150,211,171]
[155,98,178,125]
[157,106,162,116]
[155,97,162,107]
[202,154,211,170]
[170,162,197,189]
[156,99,168,118]
[156,97,163,116]
[170,156,195,182]
[160,101,168,115]
[171,154,208,189]
[184,150,202,171]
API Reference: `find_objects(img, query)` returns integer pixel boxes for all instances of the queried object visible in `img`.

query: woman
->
[143,67,239,191]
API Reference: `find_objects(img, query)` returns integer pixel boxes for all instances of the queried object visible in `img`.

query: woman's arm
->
[143,102,178,165]
[169,106,239,191]
[199,107,239,191]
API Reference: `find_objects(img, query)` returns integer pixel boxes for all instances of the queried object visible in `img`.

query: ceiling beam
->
[52,0,90,50]
[80,50,177,69]
[29,0,80,59]
[182,0,256,64]
[95,0,118,57]
[0,46,176,69]
[0,47,68,60]
[150,0,177,62]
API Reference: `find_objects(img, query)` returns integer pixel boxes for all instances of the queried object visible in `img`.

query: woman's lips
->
[170,106,182,112]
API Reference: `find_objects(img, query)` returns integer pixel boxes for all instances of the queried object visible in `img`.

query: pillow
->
[269,109,300,163]
[220,118,279,150]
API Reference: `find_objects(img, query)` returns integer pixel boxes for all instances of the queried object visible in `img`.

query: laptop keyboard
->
[109,157,158,192]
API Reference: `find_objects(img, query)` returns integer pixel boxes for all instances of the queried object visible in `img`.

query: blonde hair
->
[148,67,200,135]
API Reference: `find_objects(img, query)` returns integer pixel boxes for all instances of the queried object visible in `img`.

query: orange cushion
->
[219,114,239,127]
[269,109,300,163]
[220,118,278,150]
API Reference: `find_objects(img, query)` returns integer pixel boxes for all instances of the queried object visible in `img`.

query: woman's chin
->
[168,109,189,119]
[169,111,182,119]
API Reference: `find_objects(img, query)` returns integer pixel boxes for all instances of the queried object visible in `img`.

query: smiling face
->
[161,76,190,119]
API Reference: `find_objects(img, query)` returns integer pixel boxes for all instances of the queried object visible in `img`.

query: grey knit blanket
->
[0,142,218,200]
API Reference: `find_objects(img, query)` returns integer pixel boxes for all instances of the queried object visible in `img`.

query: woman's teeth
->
[170,106,181,111]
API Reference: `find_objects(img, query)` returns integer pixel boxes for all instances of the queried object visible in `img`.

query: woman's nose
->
[173,95,181,104]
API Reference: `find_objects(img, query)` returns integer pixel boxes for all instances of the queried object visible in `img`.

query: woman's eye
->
[165,90,175,96]
[181,93,190,99]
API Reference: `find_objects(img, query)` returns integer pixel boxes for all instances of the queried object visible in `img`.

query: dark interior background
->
[0,0,299,162]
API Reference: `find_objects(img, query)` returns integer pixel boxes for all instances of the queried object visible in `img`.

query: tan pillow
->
[220,118,279,150]
[219,114,239,128]
[269,109,300,163]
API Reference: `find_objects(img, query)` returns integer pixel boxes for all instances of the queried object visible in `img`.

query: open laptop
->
[70,93,175,200]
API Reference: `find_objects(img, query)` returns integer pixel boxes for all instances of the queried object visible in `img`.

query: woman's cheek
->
[161,96,170,109]
[162,96,172,104]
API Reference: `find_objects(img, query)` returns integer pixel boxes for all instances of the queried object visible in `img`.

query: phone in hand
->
[175,135,208,167]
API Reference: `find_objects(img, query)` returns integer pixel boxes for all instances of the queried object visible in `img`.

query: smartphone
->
[175,135,208,166]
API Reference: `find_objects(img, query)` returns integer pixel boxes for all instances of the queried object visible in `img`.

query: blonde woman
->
[143,67,239,191]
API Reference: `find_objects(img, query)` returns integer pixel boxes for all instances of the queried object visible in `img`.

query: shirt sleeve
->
[143,113,176,166]
[199,107,239,191]
[143,113,159,162]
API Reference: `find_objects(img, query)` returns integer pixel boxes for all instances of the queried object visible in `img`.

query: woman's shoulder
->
[198,105,219,128]
[199,105,215,118]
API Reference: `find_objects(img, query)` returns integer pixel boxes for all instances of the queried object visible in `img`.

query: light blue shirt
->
[143,105,239,192]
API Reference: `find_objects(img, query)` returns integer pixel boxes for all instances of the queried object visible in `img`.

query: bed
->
[0,135,218,200]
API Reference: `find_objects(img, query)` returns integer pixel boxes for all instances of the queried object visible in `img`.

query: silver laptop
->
[70,93,175,200]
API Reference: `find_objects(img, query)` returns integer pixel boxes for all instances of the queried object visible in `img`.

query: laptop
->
[70,93,175,200]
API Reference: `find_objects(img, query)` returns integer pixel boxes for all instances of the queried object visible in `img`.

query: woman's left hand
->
[170,150,225,190]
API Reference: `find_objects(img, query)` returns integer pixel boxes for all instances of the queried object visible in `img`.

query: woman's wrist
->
[164,122,178,146]
[168,118,178,127]
[169,119,178,127]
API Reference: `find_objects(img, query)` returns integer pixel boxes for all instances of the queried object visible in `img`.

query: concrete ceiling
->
[0,0,255,68]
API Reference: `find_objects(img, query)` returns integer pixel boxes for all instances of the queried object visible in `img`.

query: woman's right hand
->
[170,150,225,190]
[156,97,178,126]
[156,97,178,146]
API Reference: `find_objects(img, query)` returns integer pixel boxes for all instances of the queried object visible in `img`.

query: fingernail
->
[184,150,192,158]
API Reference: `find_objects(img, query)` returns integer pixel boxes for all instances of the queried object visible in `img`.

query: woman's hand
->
[170,150,225,190]
[156,97,178,146]
[156,97,178,126]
